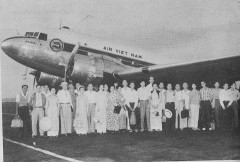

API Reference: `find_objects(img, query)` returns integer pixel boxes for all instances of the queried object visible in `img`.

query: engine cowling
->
[69,55,104,84]
[36,72,64,87]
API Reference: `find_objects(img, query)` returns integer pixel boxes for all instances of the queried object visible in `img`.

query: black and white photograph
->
[1,0,240,161]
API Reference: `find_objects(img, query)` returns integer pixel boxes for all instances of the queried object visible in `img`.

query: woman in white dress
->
[117,87,127,132]
[45,88,59,137]
[74,86,89,135]
[149,84,162,131]
[95,85,107,134]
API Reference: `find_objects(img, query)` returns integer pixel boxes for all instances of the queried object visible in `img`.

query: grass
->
[2,102,240,161]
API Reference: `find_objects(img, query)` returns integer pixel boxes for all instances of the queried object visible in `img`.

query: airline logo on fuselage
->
[103,46,142,59]
[50,38,64,52]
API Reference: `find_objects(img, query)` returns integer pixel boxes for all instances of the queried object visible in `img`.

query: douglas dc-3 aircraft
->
[1,25,240,87]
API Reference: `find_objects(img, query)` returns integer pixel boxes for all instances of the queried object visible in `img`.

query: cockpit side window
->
[34,32,39,37]
[38,33,47,41]
[25,32,34,37]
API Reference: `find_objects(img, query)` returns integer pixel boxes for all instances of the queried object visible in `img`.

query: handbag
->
[130,111,136,125]
[114,105,121,114]
[11,115,23,128]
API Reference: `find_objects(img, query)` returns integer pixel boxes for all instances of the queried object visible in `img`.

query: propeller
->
[22,66,28,80]
[59,42,80,81]
[29,70,40,89]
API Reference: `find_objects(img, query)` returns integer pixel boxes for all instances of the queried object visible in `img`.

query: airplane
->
[1,24,240,88]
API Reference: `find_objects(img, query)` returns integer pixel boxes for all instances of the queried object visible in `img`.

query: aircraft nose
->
[1,38,19,57]
[1,39,11,53]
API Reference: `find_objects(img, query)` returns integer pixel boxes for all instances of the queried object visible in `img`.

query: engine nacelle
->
[69,55,104,84]
[36,72,64,87]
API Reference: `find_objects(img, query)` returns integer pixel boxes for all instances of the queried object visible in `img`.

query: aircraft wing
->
[114,55,240,85]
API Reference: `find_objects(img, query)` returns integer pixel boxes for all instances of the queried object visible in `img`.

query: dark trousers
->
[214,99,222,129]
[165,102,175,131]
[222,101,233,130]
[238,100,240,129]
[18,106,31,137]
[200,100,212,130]
[231,101,238,128]
[126,103,140,130]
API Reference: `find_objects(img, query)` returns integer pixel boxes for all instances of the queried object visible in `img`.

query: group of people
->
[15,77,240,138]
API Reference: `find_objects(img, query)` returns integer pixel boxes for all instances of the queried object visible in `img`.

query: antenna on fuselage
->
[59,18,62,30]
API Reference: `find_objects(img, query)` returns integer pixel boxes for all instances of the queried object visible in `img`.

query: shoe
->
[202,128,206,131]
[32,135,37,139]
[140,129,144,132]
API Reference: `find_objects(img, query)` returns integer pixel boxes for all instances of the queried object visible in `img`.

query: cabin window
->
[38,33,47,41]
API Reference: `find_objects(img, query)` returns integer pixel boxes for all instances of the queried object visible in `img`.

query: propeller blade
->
[58,42,80,81]
[68,42,80,64]
[22,66,28,80]
[33,77,36,89]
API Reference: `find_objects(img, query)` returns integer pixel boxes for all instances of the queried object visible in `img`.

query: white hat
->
[60,82,68,87]
[165,109,172,118]
[39,117,52,131]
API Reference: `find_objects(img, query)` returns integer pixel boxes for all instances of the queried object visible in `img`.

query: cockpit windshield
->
[25,32,47,41]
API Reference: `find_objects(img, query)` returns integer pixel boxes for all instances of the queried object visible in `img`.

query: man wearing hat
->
[57,82,73,135]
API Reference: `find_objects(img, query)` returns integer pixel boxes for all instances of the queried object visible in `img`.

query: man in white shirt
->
[146,76,154,92]
[212,82,221,129]
[126,82,139,132]
[57,82,73,135]
[137,81,151,132]
[164,83,176,131]
[16,85,31,138]
[182,82,191,128]
[229,83,240,130]
[84,83,97,133]
[121,80,131,130]
[219,83,233,130]
[174,84,184,130]
[29,85,46,137]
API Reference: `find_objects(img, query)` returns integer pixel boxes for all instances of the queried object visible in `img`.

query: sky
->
[1,0,240,99]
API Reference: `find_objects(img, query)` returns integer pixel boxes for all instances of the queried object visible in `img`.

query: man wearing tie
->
[29,85,46,137]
